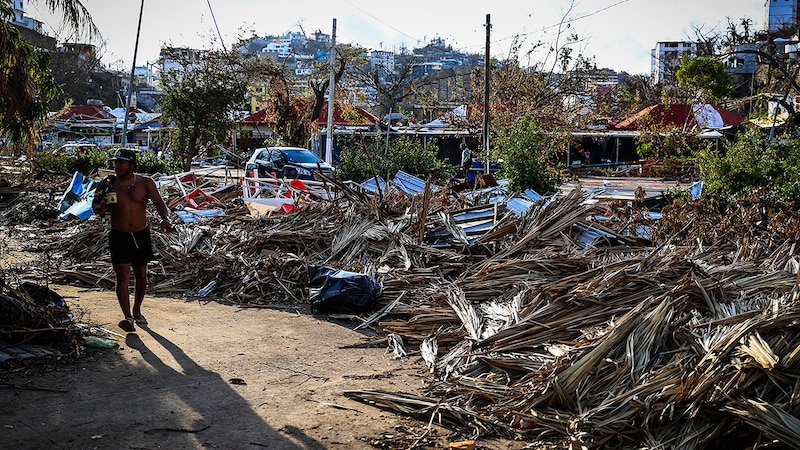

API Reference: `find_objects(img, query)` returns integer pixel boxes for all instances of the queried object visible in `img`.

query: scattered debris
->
[3,167,800,447]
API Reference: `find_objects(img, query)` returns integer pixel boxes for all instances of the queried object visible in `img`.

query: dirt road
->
[0,284,525,449]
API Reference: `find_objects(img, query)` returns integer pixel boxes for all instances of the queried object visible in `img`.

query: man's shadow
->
[125,326,324,449]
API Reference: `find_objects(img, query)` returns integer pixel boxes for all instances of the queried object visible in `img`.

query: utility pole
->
[122,0,145,146]
[325,18,337,165]
[483,14,491,174]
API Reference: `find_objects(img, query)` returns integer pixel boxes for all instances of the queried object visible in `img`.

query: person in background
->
[460,142,472,179]
[92,148,172,332]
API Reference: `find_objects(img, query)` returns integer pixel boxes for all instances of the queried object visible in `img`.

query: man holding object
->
[92,149,172,332]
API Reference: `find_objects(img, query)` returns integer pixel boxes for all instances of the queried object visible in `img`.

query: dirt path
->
[0,284,524,449]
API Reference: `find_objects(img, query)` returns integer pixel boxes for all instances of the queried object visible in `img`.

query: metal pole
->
[483,14,491,174]
[325,19,337,165]
[122,0,145,146]
[385,108,391,154]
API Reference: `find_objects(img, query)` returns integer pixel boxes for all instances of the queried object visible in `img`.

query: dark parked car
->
[245,146,335,181]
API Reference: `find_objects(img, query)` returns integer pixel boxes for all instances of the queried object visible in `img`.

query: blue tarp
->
[689,181,703,199]
[57,172,98,220]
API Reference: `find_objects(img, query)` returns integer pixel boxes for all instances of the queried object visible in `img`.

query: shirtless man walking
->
[92,149,172,332]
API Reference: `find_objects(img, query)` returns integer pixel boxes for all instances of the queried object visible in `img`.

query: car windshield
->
[281,149,321,164]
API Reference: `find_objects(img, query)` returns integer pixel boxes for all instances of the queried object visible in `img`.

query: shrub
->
[491,112,565,194]
[337,135,450,184]
[27,147,182,180]
[697,126,800,204]
[27,146,108,180]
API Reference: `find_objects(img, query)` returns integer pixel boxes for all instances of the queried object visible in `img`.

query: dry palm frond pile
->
[344,195,800,448]
[5,178,800,447]
[0,281,80,355]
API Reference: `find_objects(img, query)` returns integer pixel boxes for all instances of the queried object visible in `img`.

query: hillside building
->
[650,41,697,84]
[8,0,42,33]
[768,0,800,32]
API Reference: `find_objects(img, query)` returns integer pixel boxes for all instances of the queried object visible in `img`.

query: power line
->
[459,0,635,53]
[206,0,226,50]
[342,0,420,43]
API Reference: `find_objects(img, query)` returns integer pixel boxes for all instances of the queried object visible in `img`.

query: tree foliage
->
[472,33,596,132]
[634,123,709,161]
[159,46,262,170]
[698,126,800,203]
[676,56,734,103]
[347,47,415,118]
[0,0,98,151]
[48,48,113,109]
[490,111,566,194]
[254,45,363,147]
[27,146,180,180]
[336,135,449,184]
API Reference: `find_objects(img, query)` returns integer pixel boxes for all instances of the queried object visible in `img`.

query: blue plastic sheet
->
[57,171,98,220]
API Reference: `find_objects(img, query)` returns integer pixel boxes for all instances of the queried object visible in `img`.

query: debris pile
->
[4,168,800,447]
[344,196,800,448]
[0,282,80,361]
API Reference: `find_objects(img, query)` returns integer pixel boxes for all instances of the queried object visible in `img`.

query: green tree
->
[0,0,98,153]
[698,126,800,203]
[491,111,566,194]
[676,56,734,103]
[634,122,708,161]
[159,46,262,171]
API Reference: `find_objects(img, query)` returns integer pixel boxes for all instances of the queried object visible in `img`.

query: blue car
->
[245,146,335,181]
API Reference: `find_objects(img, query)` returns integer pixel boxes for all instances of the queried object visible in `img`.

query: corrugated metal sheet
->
[360,176,387,193]
[425,204,499,248]
[392,171,440,195]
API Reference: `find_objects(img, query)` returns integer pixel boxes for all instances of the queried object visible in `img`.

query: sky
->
[31,0,766,75]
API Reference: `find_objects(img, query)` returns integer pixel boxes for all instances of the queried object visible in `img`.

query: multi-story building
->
[260,31,307,59]
[58,43,97,60]
[9,0,42,33]
[650,41,697,84]
[767,0,800,32]
[160,47,203,73]
[369,50,395,79]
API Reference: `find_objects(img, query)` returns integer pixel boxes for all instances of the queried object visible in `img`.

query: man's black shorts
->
[109,228,154,267]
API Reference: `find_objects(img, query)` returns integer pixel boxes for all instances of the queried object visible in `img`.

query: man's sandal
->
[118,317,135,332]
[133,314,148,325]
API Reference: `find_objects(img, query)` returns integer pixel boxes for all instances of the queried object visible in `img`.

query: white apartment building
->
[260,32,306,59]
[9,0,43,33]
[369,50,395,74]
[650,41,697,84]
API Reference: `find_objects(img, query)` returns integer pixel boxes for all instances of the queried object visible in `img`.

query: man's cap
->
[111,148,137,164]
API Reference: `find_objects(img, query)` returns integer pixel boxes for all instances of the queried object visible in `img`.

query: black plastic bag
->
[308,266,382,314]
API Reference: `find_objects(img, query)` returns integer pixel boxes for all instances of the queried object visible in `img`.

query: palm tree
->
[0,0,98,152]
